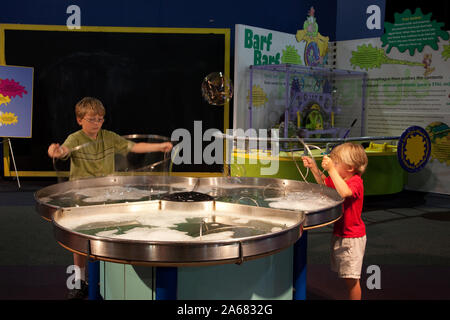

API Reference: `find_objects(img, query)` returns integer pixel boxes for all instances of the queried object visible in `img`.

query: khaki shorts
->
[330,235,366,279]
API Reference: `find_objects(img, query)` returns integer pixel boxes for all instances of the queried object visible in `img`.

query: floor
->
[306,191,450,300]
[0,177,449,300]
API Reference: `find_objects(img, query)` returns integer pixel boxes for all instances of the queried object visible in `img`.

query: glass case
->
[247,64,367,140]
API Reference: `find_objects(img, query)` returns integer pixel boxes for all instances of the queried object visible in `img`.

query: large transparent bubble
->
[201,72,233,105]
[115,134,172,174]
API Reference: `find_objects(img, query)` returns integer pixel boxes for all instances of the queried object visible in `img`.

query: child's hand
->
[48,143,67,158]
[159,142,173,153]
[301,156,314,168]
[321,155,334,171]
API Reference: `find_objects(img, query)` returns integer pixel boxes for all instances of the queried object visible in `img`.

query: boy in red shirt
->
[303,142,368,299]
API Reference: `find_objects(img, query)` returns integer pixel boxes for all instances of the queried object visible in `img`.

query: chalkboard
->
[1,24,230,176]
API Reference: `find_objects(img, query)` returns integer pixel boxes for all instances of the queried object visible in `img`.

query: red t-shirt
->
[325,175,366,238]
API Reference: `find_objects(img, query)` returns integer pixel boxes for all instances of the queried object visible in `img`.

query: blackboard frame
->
[0,24,231,178]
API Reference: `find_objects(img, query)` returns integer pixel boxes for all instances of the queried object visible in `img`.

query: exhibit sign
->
[336,8,450,194]
[234,24,303,131]
[0,65,33,138]
[234,8,330,130]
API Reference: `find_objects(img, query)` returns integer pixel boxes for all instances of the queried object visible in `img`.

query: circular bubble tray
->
[53,199,303,265]
[35,176,342,265]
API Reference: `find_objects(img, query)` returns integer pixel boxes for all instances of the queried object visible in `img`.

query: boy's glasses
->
[84,117,104,123]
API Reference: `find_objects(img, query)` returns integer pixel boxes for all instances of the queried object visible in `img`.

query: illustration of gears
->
[397,126,431,172]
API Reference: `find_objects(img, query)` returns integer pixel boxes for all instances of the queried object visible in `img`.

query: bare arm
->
[301,156,326,185]
[130,142,173,154]
[321,156,353,198]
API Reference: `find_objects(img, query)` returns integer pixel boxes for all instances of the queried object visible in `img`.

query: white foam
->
[96,229,120,237]
[108,227,194,241]
[75,186,158,203]
[94,227,236,241]
[266,193,340,212]
[59,213,140,230]
[233,218,250,224]
[58,207,298,241]
[198,231,235,241]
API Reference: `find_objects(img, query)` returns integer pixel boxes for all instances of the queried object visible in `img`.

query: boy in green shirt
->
[48,97,172,298]
[48,97,172,179]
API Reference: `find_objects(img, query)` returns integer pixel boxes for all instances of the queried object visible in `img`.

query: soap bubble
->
[201,72,233,105]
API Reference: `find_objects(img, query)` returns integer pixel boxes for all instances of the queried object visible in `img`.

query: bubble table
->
[35,175,342,300]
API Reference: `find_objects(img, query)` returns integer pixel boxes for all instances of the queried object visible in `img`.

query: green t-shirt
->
[62,129,135,180]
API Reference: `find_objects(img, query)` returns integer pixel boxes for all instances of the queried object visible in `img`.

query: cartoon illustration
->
[381,8,449,56]
[281,45,302,65]
[397,126,432,173]
[0,78,28,126]
[404,134,428,166]
[0,78,28,99]
[426,122,450,166]
[442,41,450,61]
[0,111,18,126]
[247,85,269,107]
[422,53,436,76]
[0,94,11,107]
[282,74,340,139]
[354,8,449,75]
[295,7,329,66]
[350,44,426,71]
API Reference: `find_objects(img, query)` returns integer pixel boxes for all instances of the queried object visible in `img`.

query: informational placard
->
[234,24,304,131]
[336,8,450,194]
[234,18,331,131]
[0,65,33,138]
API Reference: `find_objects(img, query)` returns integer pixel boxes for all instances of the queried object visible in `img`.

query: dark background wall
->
[0,0,447,175]
[0,0,334,175]
[0,0,327,42]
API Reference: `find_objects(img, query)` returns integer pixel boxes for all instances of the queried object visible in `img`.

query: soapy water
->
[264,190,340,212]
[76,186,156,203]
[60,208,292,241]
[42,183,339,215]
[208,186,339,213]
[41,184,190,207]
[44,178,339,241]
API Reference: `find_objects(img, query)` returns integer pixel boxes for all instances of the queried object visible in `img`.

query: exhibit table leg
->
[293,230,308,300]
[100,249,293,300]
[88,261,101,300]
[156,267,178,300]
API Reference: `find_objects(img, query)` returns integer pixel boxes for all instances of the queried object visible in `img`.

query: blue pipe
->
[293,230,308,300]
[156,267,178,300]
[88,260,101,300]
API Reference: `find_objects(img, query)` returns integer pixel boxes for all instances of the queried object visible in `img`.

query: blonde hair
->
[75,97,105,119]
[329,142,368,175]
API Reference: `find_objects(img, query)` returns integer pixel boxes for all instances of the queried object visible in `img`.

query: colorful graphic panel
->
[0,65,33,138]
